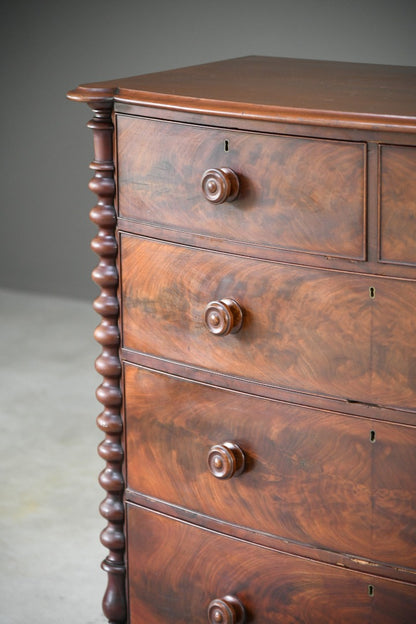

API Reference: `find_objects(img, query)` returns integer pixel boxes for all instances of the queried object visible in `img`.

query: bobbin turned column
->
[87,100,126,624]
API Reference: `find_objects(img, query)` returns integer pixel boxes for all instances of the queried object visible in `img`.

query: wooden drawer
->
[380,145,416,266]
[117,116,366,260]
[121,235,416,411]
[124,364,416,568]
[127,504,416,623]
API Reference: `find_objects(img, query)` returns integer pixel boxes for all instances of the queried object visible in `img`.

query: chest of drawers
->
[68,56,416,623]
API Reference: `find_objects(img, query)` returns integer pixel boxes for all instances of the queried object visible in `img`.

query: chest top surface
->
[67,55,416,132]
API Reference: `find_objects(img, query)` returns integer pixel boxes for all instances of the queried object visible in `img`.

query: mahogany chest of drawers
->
[68,56,416,623]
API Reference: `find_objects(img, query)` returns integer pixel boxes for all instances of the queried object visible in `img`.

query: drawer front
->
[117,116,366,260]
[121,235,416,411]
[125,364,416,568]
[127,504,416,623]
[380,145,416,265]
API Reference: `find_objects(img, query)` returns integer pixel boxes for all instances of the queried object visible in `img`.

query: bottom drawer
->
[127,504,416,623]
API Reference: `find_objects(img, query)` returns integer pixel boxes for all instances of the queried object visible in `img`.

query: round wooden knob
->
[201,168,240,203]
[204,298,243,336]
[208,595,245,624]
[208,442,245,480]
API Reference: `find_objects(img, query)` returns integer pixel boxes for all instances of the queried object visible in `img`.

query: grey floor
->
[1,288,107,623]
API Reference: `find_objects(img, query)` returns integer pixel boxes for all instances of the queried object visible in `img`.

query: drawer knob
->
[201,168,240,204]
[204,298,243,336]
[208,442,245,480]
[208,595,245,624]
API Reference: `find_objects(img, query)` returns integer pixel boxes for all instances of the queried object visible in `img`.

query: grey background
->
[1,0,415,301]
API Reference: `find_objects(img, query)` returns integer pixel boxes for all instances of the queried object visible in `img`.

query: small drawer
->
[125,364,416,568]
[380,145,416,266]
[117,116,366,260]
[121,234,416,411]
[127,504,416,623]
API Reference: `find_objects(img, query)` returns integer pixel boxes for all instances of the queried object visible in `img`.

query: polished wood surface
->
[68,56,416,132]
[68,56,416,623]
[207,441,246,480]
[121,234,416,411]
[207,595,245,624]
[380,145,416,265]
[201,167,240,204]
[124,364,416,568]
[204,298,243,336]
[127,504,416,623]
[87,102,126,623]
[117,116,366,260]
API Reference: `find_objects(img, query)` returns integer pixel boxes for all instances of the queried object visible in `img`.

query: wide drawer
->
[380,145,416,266]
[117,116,366,260]
[127,504,416,623]
[121,235,416,411]
[124,364,416,568]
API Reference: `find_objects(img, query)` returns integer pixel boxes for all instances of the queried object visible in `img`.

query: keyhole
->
[368,585,375,597]
[224,139,229,152]
[370,430,376,443]
[369,286,376,299]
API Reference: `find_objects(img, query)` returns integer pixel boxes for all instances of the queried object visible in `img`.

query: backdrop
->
[1,0,415,300]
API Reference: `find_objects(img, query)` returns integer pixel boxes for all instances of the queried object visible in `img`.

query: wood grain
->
[126,504,416,623]
[117,116,366,260]
[124,364,416,568]
[68,56,416,133]
[120,235,416,411]
[68,57,416,624]
[380,145,416,265]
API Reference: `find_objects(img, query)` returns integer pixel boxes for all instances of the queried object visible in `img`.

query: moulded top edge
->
[67,55,416,133]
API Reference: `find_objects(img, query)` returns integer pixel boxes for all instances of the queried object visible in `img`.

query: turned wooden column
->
[87,100,126,624]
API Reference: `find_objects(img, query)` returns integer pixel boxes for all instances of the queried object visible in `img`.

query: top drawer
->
[380,145,416,266]
[117,116,366,260]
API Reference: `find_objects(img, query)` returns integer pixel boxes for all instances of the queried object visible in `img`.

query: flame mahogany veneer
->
[68,56,416,623]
